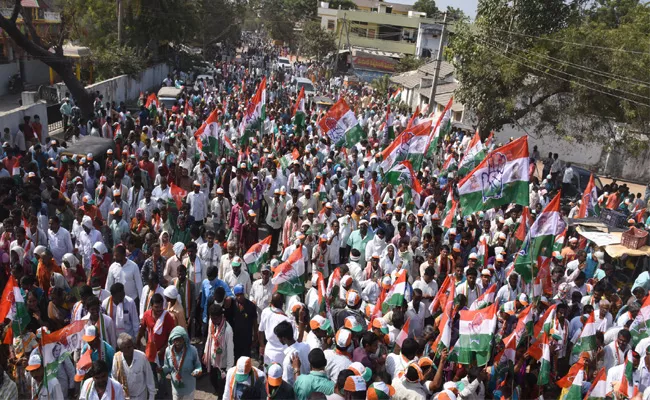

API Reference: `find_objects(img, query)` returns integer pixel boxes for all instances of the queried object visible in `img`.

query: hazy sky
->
[388,0,479,19]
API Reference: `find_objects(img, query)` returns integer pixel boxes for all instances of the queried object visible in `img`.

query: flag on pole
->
[476,235,489,267]
[442,193,458,230]
[318,98,365,148]
[384,161,423,194]
[578,173,600,218]
[380,119,433,172]
[243,236,272,274]
[533,304,557,339]
[383,269,408,312]
[272,247,305,296]
[514,192,566,282]
[431,278,455,352]
[396,318,410,348]
[619,351,637,398]
[145,93,158,109]
[406,106,419,129]
[457,136,530,216]
[631,289,650,343]
[553,229,567,253]
[239,77,267,145]
[194,108,220,154]
[430,275,454,315]
[571,312,598,355]
[563,366,584,400]
[389,89,401,104]
[469,283,496,310]
[457,130,487,177]
[41,320,86,380]
[169,183,187,210]
[456,303,498,366]
[525,333,551,385]
[584,367,607,399]
[440,153,457,175]
[292,87,306,132]
[513,207,532,248]
[426,96,453,157]
[556,357,586,389]
[383,106,395,142]
[0,276,29,344]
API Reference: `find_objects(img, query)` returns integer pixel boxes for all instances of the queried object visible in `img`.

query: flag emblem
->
[470,312,485,334]
[481,152,508,202]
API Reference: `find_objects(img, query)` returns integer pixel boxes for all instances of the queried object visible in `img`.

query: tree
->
[446,0,650,147]
[192,0,245,59]
[413,0,439,18]
[299,21,336,63]
[445,6,468,22]
[0,0,93,116]
[328,0,356,10]
[371,75,391,97]
[396,55,426,72]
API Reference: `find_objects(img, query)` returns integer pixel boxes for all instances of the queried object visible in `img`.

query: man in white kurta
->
[111,334,156,400]
[105,246,144,304]
[186,182,208,222]
[102,284,140,339]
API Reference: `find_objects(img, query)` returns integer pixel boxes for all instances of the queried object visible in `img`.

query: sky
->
[388,0,479,19]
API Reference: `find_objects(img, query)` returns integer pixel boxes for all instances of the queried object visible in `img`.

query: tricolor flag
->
[457,130,487,177]
[389,89,401,104]
[169,182,187,210]
[222,135,237,158]
[239,77,267,145]
[442,193,458,230]
[533,304,557,339]
[457,302,498,366]
[469,283,496,310]
[578,173,600,218]
[584,367,607,399]
[406,106,419,129]
[194,108,220,154]
[426,96,453,158]
[556,357,586,389]
[383,106,395,142]
[536,256,553,296]
[476,235,489,267]
[553,228,567,253]
[145,93,158,109]
[380,119,432,172]
[619,351,637,398]
[631,288,650,343]
[318,180,327,201]
[431,277,455,352]
[318,98,365,148]
[440,153,457,175]
[0,276,29,343]
[503,303,535,348]
[430,275,454,315]
[384,161,423,194]
[243,236,272,274]
[292,87,306,132]
[41,320,86,380]
[457,136,530,216]
[526,333,551,385]
[563,365,584,400]
[513,207,532,248]
[396,318,410,348]
[383,269,408,312]
[571,312,598,355]
[514,192,566,282]
[272,247,305,296]
[327,267,341,299]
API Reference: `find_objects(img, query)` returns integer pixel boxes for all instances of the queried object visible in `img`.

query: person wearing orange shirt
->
[35,246,63,294]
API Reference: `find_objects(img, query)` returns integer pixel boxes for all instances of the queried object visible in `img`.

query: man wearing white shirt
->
[250,265,273,319]
[275,320,310,385]
[198,230,222,272]
[111,333,156,400]
[412,267,438,316]
[151,176,172,205]
[603,329,632,371]
[224,258,251,294]
[406,290,426,338]
[102,283,139,339]
[385,338,418,380]
[496,273,520,305]
[76,216,104,271]
[187,181,208,223]
[106,245,144,306]
[80,360,125,400]
[259,293,294,365]
[47,215,73,264]
[138,190,156,222]
[456,267,483,307]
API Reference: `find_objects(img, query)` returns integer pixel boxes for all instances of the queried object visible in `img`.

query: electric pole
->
[428,11,448,108]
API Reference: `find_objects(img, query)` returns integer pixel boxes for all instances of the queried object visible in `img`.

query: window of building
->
[327,20,335,30]
[454,111,463,121]
[367,29,376,39]
[351,27,367,37]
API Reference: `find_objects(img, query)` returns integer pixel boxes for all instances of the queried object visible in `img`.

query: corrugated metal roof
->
[390,70,425,89]
[416,82,463,112]
[418,60,454,77]
[21,0,39,7]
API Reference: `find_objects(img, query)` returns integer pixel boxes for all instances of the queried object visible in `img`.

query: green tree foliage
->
[445,6,468,22]
[328,0,357,10]
[91,45,147,81]
[396,55,426,72]
[299,21,336,63]
[413,0,439,18]
[371,75,391,97]
[447,0,650,145]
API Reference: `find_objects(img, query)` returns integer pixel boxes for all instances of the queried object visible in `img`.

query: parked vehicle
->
[8,73,23,94]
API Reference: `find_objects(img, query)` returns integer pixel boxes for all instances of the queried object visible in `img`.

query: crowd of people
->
[0,32,649,400]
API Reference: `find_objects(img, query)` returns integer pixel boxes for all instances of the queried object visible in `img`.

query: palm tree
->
[371,74,391,97]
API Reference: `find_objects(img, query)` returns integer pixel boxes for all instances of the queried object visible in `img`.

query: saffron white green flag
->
[456,302,498,366]
[426,96,453,158]
[537,333,551,385]
[380,119,432,172]
[239,77,267,145]
[272,247,304,296]
[222,135,237,158]
[585,367,607,400]
[318,98,365,148]
[514,192,566,282]
[384,161,423,194]
[564,365,584,400]
[457,136,530,216]
[457,130,487,177]
[41,320,86,380]
[194,108,220,154]
[292,87,306,132]
[0,276,30,342]
[389,89,401,104]
[243,236,272,274]
[383,269,408,312]
[396,318,410,348]
[571,312,598,355]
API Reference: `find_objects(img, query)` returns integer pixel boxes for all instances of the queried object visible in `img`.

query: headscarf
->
[93,242,108,255]
[50,272,70,291]
[10,245,24,265]
[159,231,174,258]
[173,242,185,259]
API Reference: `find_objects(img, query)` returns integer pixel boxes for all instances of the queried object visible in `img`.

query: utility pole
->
[117,0,123,44]
[332,13,346,73]
[428,11,447,108]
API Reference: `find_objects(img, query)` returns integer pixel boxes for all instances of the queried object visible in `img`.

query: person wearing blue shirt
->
[80,325,115,376]
[201,266,233,328]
